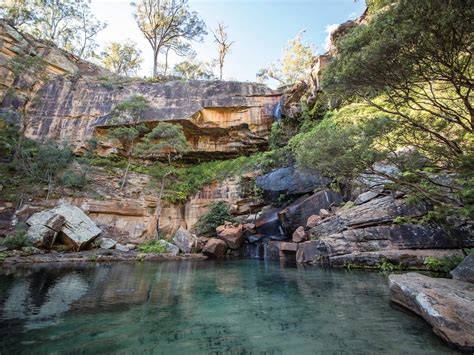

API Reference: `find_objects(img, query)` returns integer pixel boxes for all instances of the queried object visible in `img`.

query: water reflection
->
[0,260,458,354]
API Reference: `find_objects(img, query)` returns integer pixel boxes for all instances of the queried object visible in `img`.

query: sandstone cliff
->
[0,20,280,161]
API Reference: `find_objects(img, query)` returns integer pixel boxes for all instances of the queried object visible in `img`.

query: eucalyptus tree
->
[101,41,143,76]
[212,22,234,80]
[107,96,151,189]
[131,0,206,78]
[136,122,190,235]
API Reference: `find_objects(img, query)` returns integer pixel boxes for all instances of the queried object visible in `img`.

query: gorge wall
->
[0,19,280,240]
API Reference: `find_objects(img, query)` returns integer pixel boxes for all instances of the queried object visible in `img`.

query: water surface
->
[0,260,458,354]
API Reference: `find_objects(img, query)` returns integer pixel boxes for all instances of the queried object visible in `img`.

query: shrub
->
[137,239,168,254]
[1,226,31,250]
[61,169,87,189]
[195,201,235,236]
[0,252,6,263]
[424,256,465,273]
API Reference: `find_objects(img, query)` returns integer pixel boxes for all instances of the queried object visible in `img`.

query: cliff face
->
[27,78,280,159]
[0,20,280,160]
[0,20,278,240]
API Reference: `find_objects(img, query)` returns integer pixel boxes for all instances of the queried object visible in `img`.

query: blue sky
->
[90,0,366,83]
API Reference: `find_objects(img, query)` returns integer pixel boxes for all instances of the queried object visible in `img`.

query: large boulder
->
[256,166,330,201]
[173,227,199,253]
[157,240,180,256]
[52,205,102,251]
[278,189,343,236]
[451,253,474,284]
[27,204,101,251]
[202,238,227,258]
[292,226,307,243]
[310,195,429,239]
[26,211,65,248]
[217,224,244,249]
[389,273,474,352]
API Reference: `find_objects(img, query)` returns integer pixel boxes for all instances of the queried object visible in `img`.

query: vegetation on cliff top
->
[290,0,473,223]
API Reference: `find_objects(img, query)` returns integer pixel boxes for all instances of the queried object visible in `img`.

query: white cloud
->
[324,23,339,51]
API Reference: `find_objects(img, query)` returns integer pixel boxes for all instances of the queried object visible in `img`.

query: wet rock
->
[278,242,298,252]
[99,238,117,250]
[389,273,474,352]
[451,253,474,284]
[292,226,307,243]
[173,227,199,253]
[217,224,244,249]
[256,166,330,201]
[278,189,343,236]
[26,211,65,248]
[306,215,321,229]
[296,241,321,263]
[202,238,227,258]
[330,249,464,269]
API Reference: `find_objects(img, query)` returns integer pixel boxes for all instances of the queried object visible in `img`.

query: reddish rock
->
[202,238,227,258]
[306,215,321,229]
[292,226,307,243]
[278,242,298,252]
[319,209,330,218]
[217,224,244,249]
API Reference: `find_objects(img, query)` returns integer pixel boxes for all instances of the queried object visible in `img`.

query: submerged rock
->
[173,227,199,253]
[202,238,227,258]
[389,273,474,351]
[451,253,474,284]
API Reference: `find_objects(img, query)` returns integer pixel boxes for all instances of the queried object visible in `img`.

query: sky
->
[90,0,366,83]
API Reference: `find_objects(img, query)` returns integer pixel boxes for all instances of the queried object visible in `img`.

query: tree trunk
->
[219,61,223,80]
[164,47,170,76]
[153,50,159,78]
[120,152,132,190]
[155,178,166,237]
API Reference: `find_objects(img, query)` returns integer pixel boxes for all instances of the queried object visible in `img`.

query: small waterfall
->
[272,97,283,121]
[242,210,287,260]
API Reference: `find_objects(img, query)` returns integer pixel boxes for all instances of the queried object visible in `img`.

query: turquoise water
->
[0,260,458,354]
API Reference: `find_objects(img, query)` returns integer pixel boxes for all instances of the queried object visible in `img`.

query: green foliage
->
[195,201,235,236]
[137,239,169,254]
[173,60,215,80]
[8,55,47,79]
[136,122,190,161]
[13,139,74,184]
[100,41,143,77]
[257,31,316,86]
[377,260,398,273]
[291,109,393,182]
[2,0,106,59]
[424,256,465,274]
[87,155,127,169]
[0,252,6,263]
[61,168,87,189]
[155,152,275,203]
[1,225,31,250]
[0,117,19,158]
[88,255,98,262]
